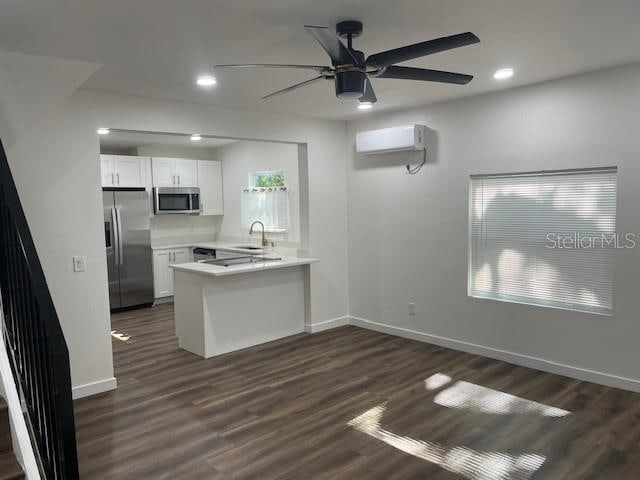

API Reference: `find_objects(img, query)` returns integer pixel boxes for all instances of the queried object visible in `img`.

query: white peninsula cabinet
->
[197,160,224,215]
[151,157,198,187]
[100,155,148,188]
[153,247,193,298]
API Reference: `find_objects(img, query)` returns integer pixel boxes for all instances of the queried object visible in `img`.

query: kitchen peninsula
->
[171,254,318,358]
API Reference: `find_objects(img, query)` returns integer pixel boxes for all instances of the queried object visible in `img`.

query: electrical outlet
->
[73,255,86,272]
[408,302,416,316]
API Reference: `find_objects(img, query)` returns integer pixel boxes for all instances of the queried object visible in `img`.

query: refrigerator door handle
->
[111,207,120,267]
[116,207,124,266]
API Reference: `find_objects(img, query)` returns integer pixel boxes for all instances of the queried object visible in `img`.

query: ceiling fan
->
[214,20,479,105]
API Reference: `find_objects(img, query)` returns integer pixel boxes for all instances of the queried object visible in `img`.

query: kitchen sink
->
[202,255,281,267]
[232,245,263,250]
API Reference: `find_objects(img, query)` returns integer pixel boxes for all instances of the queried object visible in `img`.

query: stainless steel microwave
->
[153,187,201,215]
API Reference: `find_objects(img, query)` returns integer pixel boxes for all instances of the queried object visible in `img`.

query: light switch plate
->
[408,302,416,316]
[73,255,86,272]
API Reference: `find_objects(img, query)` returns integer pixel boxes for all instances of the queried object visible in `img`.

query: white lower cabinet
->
[153,247,193,298]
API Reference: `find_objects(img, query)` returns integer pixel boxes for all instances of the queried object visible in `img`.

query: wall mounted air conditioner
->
[355,124,427,155]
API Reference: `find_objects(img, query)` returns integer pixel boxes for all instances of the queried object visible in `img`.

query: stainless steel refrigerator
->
[103,188,154,310]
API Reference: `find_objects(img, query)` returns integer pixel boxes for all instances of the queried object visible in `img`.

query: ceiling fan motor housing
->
[334,49,366,99]
[335,70,366,98]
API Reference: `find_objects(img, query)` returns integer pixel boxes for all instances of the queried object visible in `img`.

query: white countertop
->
[153,241,268,255]
[170,256,319,277]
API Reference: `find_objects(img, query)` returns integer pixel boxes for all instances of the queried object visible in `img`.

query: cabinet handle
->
[116,173,120,185]
[178,175,181,185]
[111,173,115,185]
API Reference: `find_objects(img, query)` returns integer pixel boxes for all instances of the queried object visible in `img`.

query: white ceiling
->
[99,131,236,151]
[2,0,640,120]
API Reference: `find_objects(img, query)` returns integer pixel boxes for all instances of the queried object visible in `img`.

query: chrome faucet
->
[249,220,269,247]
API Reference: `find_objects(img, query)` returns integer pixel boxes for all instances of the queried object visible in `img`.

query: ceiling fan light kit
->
[214,20,479,105]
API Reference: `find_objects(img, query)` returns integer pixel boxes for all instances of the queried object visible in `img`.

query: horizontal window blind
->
[469,168,617,315]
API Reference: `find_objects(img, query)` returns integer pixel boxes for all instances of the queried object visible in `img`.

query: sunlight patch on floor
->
[348,403,545,480]
[425,374,570,417]
[110,330,130,342]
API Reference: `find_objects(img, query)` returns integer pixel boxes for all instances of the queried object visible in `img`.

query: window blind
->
[469,168,617,315]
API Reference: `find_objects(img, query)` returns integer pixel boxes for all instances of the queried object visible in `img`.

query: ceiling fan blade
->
[304,25,360,65]
[366,32,480,68]
[215,64,332,73]
[360,78,377,103]
[262,76,326,100]
[378,66,473,85]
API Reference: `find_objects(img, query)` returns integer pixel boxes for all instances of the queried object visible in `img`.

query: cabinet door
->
[100,156,116,187]
[197,160,224,215]
[174,159,198,187]
[115,156,147,187]
[152,158,176,187]
[153,250,173,298]
[172,247,192,265]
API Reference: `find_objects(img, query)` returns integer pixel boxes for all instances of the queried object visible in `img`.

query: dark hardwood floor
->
[74,304,640,479]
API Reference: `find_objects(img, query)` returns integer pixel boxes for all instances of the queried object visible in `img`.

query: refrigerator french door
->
[103,188,154,310]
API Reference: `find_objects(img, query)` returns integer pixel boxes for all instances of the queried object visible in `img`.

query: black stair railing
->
[0,138,79,479]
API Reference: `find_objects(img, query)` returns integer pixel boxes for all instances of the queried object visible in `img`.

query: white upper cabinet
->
[100,156,115,186]
[116,156,148,187]
[151,157,198,187]
[100,155,147,188]
[197,160,224,215]
[151,157,176,187]
[175,159,198,187]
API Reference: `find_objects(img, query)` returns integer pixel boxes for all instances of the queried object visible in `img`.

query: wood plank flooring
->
[74,304,640,479]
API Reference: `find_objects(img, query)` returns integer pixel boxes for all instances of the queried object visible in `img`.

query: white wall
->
[346,62,640,390]
[216,140,301,244]
[7,88,349,396]
[0,51,100,149]
[150,215,220,244]
[134,144,222,161]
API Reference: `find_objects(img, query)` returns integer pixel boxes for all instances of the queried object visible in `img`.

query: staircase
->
[0,395,24,480]
[1,134,79,479]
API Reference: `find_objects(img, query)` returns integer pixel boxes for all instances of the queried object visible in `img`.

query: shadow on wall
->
[472,191,614,312]
[353,126,438,170]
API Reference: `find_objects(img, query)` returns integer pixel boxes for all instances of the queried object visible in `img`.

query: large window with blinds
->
[468,168,618,315]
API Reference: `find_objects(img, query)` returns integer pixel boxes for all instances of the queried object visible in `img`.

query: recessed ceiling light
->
[190,134,202,141]
[493,68,514,80]
[196,75,217,87]
[97,127,110,135]
[358,102,373,111]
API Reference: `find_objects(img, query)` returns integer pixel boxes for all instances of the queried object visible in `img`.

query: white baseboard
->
[349,316,640,393]
[72,377,117,399]
[153,297,174,305]
[305,316,350,333]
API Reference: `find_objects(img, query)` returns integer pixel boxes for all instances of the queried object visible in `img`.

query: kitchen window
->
[468,168,618,315]
[249,170,285,188]
[242,170,289,233]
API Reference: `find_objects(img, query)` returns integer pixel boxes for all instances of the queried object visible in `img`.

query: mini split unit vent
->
[355,124,427,154]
